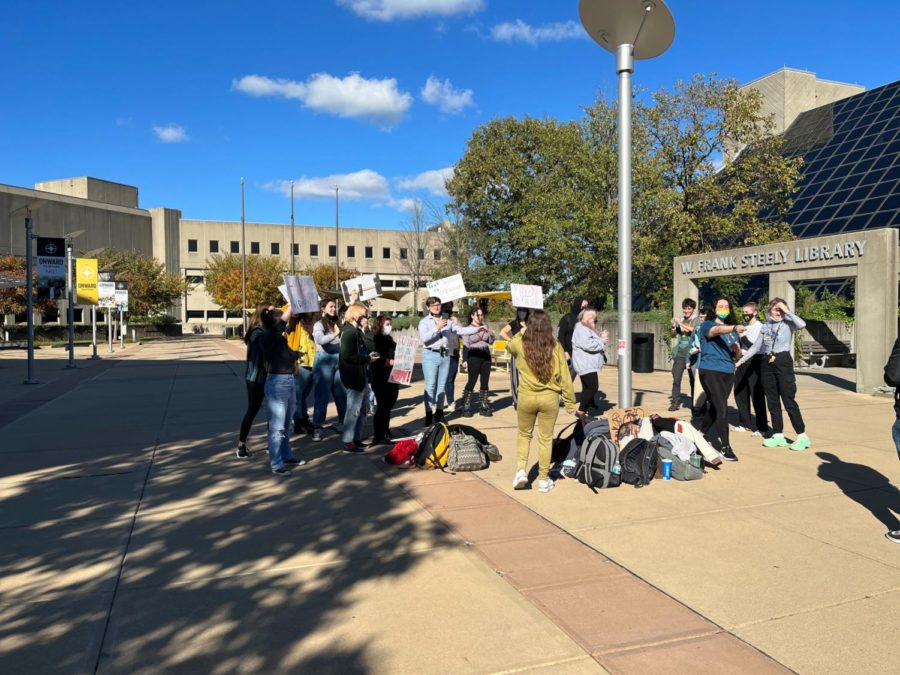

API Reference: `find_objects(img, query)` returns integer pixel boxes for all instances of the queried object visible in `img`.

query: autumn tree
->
[204,254,285,312]
[96,249,189,319]
[0,255,56,318]
[298,263,360,293]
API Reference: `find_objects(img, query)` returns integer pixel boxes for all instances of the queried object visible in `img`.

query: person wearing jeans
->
[312,299,347,441]
[261,309,303,476]
[339,303,377,452]
[697,298,745,462]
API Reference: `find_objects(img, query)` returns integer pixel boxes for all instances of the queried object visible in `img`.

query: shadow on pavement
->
[815,451,900,532]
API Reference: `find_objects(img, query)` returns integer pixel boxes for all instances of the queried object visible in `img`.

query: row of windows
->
[187,239,442,261]
[185,274,419,289]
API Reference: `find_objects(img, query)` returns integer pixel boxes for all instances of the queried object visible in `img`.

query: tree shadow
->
[797,370,856,392]
[815,451,900,532]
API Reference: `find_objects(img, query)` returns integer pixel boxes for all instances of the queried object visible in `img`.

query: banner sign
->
[285,275,320,313]
[388,335,419,386]
[341,274,382,304]
[115,281,129,312]
[75,258,99,305]
[36,237,66,300]
[426,274,467,303]
[98,272,116,308]
[510,283,544,309]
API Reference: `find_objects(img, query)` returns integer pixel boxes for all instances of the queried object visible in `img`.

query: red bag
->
[384,439,417,466]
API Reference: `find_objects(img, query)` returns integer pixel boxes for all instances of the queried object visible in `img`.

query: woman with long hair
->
[460,306,495,417]
[571,307,608,418]
[260,307,304,476]
[338,302,378,453]
[311,298,347,442]
[237,302,273,459]
[697,297,745,461]
[371,314,400,445]
[506,309,577,493]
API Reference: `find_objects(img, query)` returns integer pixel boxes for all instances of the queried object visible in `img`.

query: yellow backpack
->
[414,423,450,469]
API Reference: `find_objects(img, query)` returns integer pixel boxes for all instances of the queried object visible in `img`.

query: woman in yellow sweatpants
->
[506,310,577,493]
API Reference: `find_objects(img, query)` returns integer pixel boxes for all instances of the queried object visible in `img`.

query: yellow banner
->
[76,258,98,305]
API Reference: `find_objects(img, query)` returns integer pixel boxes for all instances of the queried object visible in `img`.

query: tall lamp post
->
[334,185,340,289]
[290,180,296,275]
[240,177,247,334]
[8,200,46,385]
[578,0,674,408]
[63,229,85,369]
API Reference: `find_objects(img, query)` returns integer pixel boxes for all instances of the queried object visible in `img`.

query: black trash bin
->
[632,332,654,373]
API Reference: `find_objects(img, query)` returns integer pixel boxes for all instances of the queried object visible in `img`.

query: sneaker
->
[271,466,292,476]
[512,469,528,490]
[342,442,366,454]
[790,433,811,452]
[762,433,788,448]
[730,425,748,433]
[537,478,555,493]
[667,404,679,412]
[722,447,739,462]
[751,430,763,437]
[312,428,324,442]
[886,530,900,544]
[352,439,369,449]
[284,456,307,466]
[332,422,344,433]
[235,443,251,459]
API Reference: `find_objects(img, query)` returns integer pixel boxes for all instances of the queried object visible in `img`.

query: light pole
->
[241,177,247,334]
[579,0,674,408]
[334,185,340,289]
[63,229,85,369]
[290,180,296,275]
[8,200,46,385]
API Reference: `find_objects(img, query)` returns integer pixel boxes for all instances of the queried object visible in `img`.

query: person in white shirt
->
[733,301,769,436]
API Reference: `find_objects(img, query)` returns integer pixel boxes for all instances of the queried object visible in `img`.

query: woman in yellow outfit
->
[506,309,577,493]
[284,308,317,435]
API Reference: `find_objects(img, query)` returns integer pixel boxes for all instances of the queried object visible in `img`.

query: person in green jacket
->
[339,302,379,453]
[507,309,577,494]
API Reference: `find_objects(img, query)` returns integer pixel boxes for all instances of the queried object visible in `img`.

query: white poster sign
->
[341,274,382,304]
[114,281,129,312]
[510,283,544,309]
[388,335,419,386]
[426,274,467,303]
[98,281,116,308]
[285,275,320,313]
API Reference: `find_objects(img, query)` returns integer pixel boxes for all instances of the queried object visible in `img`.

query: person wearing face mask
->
[339,303,379,453]
[371,315,400,445]
[558,297,591,373]
[418,296,480,426]
[500,308,530,409]
[311,299,348,442]
[756,298,810,451]
[733,301,769,436]
[697,297,745,461]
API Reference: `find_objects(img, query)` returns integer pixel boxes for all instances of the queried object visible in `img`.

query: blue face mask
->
[716,311,729,320]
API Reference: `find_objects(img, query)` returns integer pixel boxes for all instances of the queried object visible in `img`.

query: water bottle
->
[611,461,621,476]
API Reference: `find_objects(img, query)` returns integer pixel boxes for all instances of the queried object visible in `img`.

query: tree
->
[204,254,285,312]
[396,200,436,299]
[96,249,189,319]
[0,255,56,318]
[299,263,359,293]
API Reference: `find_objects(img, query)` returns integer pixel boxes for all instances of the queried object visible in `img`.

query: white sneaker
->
[537,478,555,493]
[751,430,763,437]
[512,469,528,490]
[730,425,748,432]
[447,401,457,413]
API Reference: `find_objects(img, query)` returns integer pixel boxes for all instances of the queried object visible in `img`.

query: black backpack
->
[574,419,621,491]
[618,438,659,488]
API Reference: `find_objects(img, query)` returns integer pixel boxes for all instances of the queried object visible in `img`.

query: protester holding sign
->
[371,315,400,445]
[571,308,608,418]
[418,296,481,425]
[461,306,496,417]
[312,299,347,442]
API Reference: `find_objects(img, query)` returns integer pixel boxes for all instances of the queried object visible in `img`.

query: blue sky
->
[2,0,898,231]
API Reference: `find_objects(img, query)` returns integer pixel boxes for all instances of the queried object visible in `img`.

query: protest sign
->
[341,274,381,304]
[510,283,544,309]
[388,335,419,386]
[36,238,66,299]
[426,274,467,303]
[76,258,98,305]
[285,275,320,313]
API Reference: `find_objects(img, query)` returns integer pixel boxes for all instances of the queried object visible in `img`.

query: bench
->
[800,339,853,369]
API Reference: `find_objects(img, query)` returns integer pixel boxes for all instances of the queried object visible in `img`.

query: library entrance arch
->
[673,227,898,393]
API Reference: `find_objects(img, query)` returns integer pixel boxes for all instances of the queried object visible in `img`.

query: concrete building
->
[1,176,430,328]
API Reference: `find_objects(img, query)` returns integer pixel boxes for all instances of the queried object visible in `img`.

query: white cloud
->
[490,19,586,46]
[152,123,189,143]
[232,72,412,127]
[337,0,483,21]
[396,166,455,197]
[264,170,392,201]
[420,76,474,114]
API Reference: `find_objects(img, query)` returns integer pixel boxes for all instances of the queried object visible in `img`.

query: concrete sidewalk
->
[0,337,896,674]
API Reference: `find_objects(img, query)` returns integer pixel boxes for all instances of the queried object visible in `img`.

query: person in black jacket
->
[339,303,379,453]
[557,296,590,370]
[371,315,400,445]
[237,303,273,459]
[885,336,900,544]
[261,308,303,476]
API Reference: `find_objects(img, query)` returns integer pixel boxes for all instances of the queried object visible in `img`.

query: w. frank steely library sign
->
[672,227,898,393]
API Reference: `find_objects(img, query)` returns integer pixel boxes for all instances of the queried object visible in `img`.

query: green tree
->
[205,254,285,312]
[95,249,189,319]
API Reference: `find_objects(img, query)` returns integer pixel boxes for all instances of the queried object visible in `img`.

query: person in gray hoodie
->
[571,308,608,418]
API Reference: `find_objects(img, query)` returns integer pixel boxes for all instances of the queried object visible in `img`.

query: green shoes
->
[762,433,788,448]
[790,434,811,452]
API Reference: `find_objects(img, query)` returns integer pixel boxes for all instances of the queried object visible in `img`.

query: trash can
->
[632,332,654,373]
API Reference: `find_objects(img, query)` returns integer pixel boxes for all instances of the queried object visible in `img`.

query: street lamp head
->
[63,229,85,240]
[579,0,675,59]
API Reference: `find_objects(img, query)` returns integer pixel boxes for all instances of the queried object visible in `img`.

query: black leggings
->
[465,350,492,391]
[761,353,805,434]
[578,372,599,412]
[239,381,266,443]
[372,380,399,440]
[699,370,734,449]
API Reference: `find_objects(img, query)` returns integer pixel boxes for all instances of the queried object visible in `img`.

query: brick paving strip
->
[378,465,795,675]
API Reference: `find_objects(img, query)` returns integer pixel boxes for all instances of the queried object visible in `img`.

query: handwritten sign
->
[285,275,320,314]
[388,335,419,386]
[426,274,467,303]
[341,274,382,304]
[510,283,543,309]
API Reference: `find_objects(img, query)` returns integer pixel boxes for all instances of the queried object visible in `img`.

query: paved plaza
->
[0,337,897,674]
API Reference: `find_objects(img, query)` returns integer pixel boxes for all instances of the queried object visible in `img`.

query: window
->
[187,239,198,253]
[250,242,260,255]
[209,240,219,253]
[328,244,337,257]
[347,245,356,258]
[365,246,373,259]
[417,248,424,260]
[292,243,299,256]
[271,242,280,255]
[185,274,204,284]
[310,244,319,257]
[382,247,391,259]
[186,310,205,319]
[400,248,408,260]
[395,279,410,288]
[381,279,395,288]
[434,249,442,261]
[230,241,239,253]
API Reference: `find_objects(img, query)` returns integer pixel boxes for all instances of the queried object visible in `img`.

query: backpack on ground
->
[448,424,501,462]
[574,418,621,491]
[551,420,581,464]
[447,431,489,472]
[656,433,703,481]
[619,438,659,488]
[414,423,450,469]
